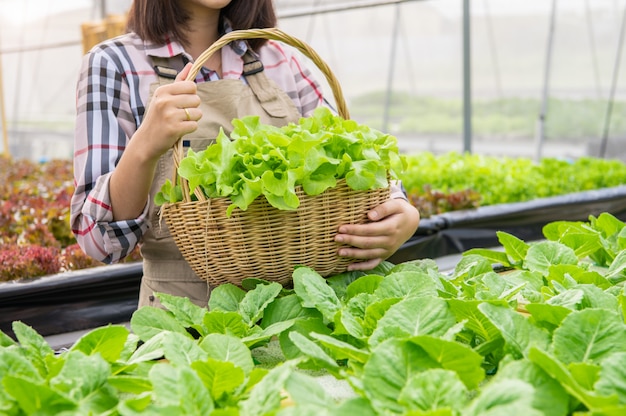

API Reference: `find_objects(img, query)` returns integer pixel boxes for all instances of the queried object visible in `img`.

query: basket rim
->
[160,178,390,213]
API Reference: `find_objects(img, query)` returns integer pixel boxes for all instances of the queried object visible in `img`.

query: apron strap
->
[242,51,290,118]
[150,51,292,118]
[152,55,189,83]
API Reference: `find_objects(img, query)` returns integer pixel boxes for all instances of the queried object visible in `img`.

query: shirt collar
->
[143,21,249,79]
[144,34,187,60]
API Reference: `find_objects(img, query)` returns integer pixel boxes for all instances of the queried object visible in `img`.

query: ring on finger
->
[183,108,191,121]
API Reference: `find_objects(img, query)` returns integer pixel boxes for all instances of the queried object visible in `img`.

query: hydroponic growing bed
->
[390,184,626,263]
[389,152,626,262]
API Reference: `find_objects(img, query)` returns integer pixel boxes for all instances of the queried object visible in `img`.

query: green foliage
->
[156,107,404,214]
[401,151,626,216]
[2,213,626,414]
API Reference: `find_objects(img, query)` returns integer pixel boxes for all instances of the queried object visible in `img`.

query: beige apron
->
[139,52,301,309]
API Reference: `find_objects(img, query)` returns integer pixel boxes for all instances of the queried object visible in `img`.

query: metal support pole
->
[99,0,107,18]
[584,0,602,99]
[382,3,401,133]
[599,1,626,158]
[535,0,557,162]
[462,0,472,153]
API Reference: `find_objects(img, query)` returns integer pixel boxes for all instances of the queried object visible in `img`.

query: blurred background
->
[1,0,626,163]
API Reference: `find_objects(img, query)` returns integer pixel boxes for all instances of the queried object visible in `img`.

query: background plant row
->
[2,151,626,281]
[402,152,626,217]
[0,157,141,282]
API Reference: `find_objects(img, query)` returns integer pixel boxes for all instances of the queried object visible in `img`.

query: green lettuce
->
[155,106,405,213]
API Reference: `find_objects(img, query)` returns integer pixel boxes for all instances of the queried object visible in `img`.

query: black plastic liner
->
[389,185,626,263]
[0,263,142,338]
[3,185,626,338]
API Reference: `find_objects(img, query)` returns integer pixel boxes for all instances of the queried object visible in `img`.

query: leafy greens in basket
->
[155,106,405,215]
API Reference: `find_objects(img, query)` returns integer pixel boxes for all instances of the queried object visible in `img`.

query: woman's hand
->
[335,198,420,271]
[136,62,202,161]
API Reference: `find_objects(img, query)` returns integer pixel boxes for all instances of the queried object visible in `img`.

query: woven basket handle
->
[172,28,349,203]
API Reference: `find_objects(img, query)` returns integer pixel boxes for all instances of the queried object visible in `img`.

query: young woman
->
[70,0,420,308]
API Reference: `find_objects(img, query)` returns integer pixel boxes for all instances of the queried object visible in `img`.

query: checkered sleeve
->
[70,42,149,264]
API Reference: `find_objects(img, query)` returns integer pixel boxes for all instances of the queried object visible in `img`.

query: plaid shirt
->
[71,32,403,264]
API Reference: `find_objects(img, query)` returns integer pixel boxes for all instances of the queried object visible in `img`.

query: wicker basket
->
[160,28,390,286]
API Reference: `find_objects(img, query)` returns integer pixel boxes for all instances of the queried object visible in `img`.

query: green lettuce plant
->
[2,212,625,414]
[155,106,405,215]
[402,152,626,216]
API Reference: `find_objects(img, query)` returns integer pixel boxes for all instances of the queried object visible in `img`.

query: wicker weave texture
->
[163,180,389,286]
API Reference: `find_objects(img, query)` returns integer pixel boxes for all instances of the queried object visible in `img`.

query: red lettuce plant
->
[0,156,141,282]
[0,245,61,282]
[408,185,481,218]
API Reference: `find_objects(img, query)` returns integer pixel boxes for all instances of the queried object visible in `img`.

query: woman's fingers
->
[345,258,383,271]
[176,62,193,82]
[334,198,420,270]
[173,63,201,123]
[134,64,203,158]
